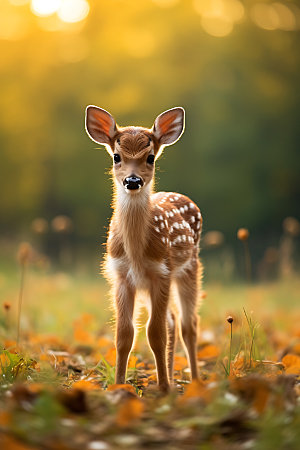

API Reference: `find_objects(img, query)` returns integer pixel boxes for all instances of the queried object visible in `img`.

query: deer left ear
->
[85,105,117,155]
[153,107,185,147]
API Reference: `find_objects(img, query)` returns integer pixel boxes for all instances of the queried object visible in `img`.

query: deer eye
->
[117,138,121,145]
[147,154,155,165]
[146,137,152,147]
[114,154,121,164]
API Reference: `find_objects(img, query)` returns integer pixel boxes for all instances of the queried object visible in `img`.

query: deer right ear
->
[85,106,117,154]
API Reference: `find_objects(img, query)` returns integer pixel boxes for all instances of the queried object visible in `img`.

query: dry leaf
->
[174,355,188,371]
[116,398,144,427]
[72,380,100,391]
[282,354,300,370]
[104,348,116,366]
[107,384,136,394]
[197,344,220,360]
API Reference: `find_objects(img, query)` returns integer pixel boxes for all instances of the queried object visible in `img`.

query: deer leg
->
[176,259,200,380]
[167,309,177,384]
[115,279,136,385]
[147,278,170,392]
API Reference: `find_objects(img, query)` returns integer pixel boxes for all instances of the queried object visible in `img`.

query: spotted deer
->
[85,106,203,392]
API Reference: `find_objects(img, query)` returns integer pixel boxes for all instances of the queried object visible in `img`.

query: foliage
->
[0,269,299,448]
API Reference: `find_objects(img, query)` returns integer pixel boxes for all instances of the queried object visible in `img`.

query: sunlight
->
[31,0,60,17]
[193,0,244,37]
[9,0,29,5]
[57,0,89,24]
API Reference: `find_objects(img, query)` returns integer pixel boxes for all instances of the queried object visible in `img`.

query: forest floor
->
[0,265,299,449]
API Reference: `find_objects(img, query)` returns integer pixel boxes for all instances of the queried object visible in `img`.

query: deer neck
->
[114,181,152,262]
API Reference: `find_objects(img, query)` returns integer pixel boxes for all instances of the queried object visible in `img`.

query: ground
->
[0,264,299,449]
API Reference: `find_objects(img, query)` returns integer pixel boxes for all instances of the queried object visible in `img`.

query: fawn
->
[85,106,203,392]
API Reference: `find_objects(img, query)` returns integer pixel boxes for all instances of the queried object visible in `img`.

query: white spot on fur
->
[180,207,185,214]
[197,212,201,219]
[160,222,165,229]
[197,222,201,229]
[154,216,158,221]
[184,205,188,211]
[155,227,160,233]
[190,216,195,223]
[159,215,163,221]
[169,211,174,218]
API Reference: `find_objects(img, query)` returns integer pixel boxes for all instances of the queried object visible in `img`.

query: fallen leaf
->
[107,384,136,394]
[282,354,300,370]
[116,397,144,427]
[104,348,116,366]
[198,345,220,360]
[72,380,100,391]
[174,356,188,371]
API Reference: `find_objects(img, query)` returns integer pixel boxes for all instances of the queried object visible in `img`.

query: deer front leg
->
[115,278,135,385]
[147,278,170,393]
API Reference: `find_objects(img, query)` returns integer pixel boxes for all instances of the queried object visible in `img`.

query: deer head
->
[85,106,185,193]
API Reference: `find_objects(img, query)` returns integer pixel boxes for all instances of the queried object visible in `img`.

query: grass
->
[0,263,299,449]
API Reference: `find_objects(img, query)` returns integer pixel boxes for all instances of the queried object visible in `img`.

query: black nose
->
[123,176,144,190]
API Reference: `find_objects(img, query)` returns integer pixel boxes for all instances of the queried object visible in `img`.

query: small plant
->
[0,348,36,384]
[227,316,234,375]
[237,228,252,282]
[16,242,33,345]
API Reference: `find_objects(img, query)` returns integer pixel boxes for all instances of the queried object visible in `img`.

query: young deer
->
[85,106,203,392]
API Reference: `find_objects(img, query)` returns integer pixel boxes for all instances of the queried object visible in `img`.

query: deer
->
[85,105,203,393]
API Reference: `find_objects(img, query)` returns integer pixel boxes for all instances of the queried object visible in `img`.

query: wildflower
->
[3,302,11,311]
[17,242,33,266]
[283,217,300,237]
[202,231,224,248]
[51,215,73,233]
[237,228,249,241]
[31,218,48,234]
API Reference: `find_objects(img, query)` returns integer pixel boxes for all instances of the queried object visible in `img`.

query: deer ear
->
[153,107,185,147]
[85,106,117,153]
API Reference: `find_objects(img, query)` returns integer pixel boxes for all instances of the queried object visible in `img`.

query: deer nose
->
[123,175,144,190]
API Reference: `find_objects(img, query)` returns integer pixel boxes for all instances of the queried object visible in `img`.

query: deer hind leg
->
[167,309,177,384]
[176,258,201,380]
[147,278,170,392]
[114,278,136,385]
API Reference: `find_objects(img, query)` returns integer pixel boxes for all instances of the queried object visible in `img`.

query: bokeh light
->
[250,2,298,31]
[9,0,29,5]
[57,0,90,24]
[193,0,244,37]
[31,0,60,17]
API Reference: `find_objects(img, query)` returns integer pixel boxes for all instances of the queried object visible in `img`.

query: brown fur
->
[85,106,202,392]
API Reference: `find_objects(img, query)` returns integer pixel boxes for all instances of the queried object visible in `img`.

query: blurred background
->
[0,0,299,282]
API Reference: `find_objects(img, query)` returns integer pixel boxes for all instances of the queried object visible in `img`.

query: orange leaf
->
[0,410,11,426]
[128,355,138,368]
[148,374,157,382]
[96,336,113,348]
[282,354,300,369]
[116,398,144,427]
[72,380,100,391]
[104,348,116,366]
[136,362,145,369]
[197,345,220,360]
[174,355,188,371]
[74,325,94,345]
[285,365,300,375]
[107,384,136,394]
[181,380,213,403]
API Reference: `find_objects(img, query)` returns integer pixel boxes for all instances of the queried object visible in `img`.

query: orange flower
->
[237,228,249,241]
